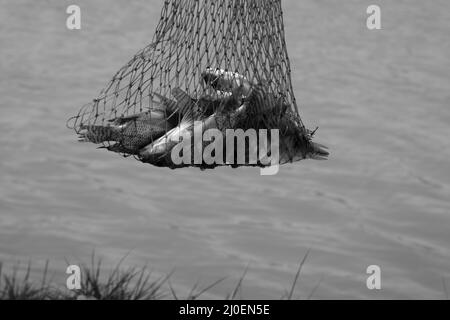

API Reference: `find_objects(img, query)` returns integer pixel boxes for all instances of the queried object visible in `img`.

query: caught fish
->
[78,109,175,155]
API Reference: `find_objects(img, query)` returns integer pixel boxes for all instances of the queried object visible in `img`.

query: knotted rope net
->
[68,0,328,169]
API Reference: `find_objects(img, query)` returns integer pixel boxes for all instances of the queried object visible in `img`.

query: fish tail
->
[309,142,329,160]
[78,125,119,143]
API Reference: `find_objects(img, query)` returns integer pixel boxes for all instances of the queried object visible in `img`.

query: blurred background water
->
[0,0,449,299]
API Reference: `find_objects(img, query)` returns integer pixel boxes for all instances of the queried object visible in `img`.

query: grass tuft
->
[0,260,59,300]
[0,252,315,300]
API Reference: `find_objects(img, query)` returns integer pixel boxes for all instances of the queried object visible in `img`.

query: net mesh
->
[68,0,328,169]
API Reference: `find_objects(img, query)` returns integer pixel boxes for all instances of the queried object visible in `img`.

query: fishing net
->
[67,0,328,169]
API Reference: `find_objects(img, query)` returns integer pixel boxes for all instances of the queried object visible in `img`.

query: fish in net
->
[67,0,329,169]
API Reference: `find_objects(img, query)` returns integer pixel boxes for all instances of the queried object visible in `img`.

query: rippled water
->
[0,0,449,299]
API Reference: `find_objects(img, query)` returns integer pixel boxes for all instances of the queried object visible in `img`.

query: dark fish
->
[230,83,330,162]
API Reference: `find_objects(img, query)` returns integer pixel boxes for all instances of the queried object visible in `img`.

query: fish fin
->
[172,87,196,118]
[153,93,179,115]
[109,111,153,125]
[180,109,194,124]
[105,143,131,155]
[110,115,139,125]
